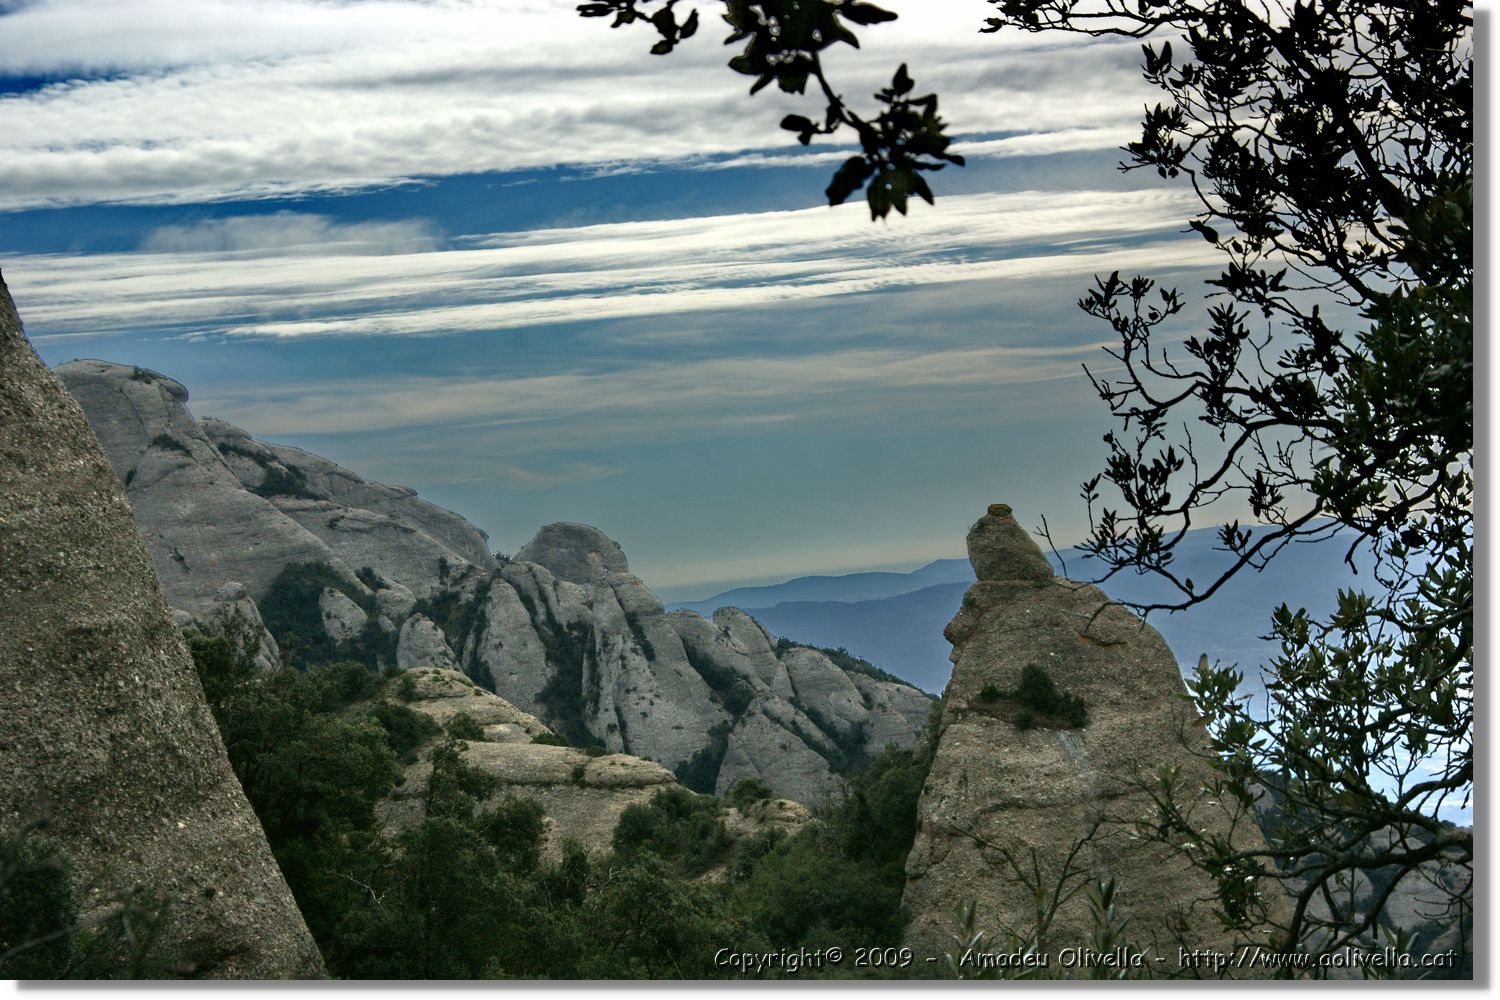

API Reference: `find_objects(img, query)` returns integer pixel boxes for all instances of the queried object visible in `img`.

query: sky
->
[0,0,1243,599]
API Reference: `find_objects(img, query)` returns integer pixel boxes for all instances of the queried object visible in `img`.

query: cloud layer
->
[0,0,1155,208]
[12,187,1211,344]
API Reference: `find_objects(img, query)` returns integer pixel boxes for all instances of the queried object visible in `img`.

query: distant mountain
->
[675,526,1375,696]
[670,558,974,617]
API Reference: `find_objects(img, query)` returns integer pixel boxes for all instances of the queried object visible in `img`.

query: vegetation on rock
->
[185,630,945,978]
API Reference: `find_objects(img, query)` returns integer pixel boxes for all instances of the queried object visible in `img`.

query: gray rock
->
[902,504,1286,970]
[318,587,368,645]
[270,497,472,600]
[515,522,629,586]
[712,607,796,700]
[587,574,727,770]
[468,579,552,714]
[202,418,495,569]
[375,669,677,858]
[849,673,934,751]
[55,360,353,617]
[966,502,1054,582]
[397,614,457,671]
[1,275,324,977]
[374,578,417,623]
[715,708,843,807]
[781,646,869,736]
[196,581,282,671]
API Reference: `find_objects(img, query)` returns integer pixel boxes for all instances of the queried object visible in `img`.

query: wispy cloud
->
[193,341,1113,437]
[139,211,439,254]
[11,188,1212,342]
[0,0,1154,209]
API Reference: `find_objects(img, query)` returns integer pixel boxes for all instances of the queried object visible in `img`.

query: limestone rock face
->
[902,504,1285,970]
[397,614,458,670]
[60,360,935,806]
[267,496,470,601]
[376,669,678,857]
[587,574,728,771]
[203,420,495,570]
[54,360,353,618]
[0,276,324,977]
[515,522,629,586]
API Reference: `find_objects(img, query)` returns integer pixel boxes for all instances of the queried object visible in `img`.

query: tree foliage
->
[186,629,947,978]
[976,0,1472,962]
[578,0,964,218]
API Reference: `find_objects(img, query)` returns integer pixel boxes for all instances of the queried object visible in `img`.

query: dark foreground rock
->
[0,274,325,978]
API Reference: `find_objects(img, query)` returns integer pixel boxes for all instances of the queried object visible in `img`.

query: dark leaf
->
[840,2,898,26]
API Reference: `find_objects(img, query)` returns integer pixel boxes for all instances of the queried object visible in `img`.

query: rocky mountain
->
[55,360,932,808]
[1,276,325,977]
[901,504,1287,970]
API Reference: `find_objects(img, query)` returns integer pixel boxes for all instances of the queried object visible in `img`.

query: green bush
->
[444,712,485,741]
[531,730,571,747]
[370,702,441,763]
[149,432,192,457]
[613,787,733,878]
[1013,664,1088,730]
[728,777,774,811]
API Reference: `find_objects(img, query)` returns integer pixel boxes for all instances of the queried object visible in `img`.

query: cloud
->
[139,211,439,254]
[0,0,1156,209]
[192,341,1114,438]
[11,188,1213,342]
[382,456,625,490]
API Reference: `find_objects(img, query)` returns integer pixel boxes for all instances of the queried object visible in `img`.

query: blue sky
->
[0,0,1241,598]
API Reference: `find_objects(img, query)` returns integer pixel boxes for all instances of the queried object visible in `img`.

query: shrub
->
[1013,665,1088,730]
[728,777,774,811]
[978,682,1002,703]
[531,731,571,747]
[371,702,441,763]
[149,432,192,457]
[249,463,321,500]
[613,788,733,878]
[445,712,486,742]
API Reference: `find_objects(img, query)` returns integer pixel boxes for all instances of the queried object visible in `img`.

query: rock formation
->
[0,275,325,977]
[55,359,934,806]
[375,668,807,858]
[902,504,1286,972]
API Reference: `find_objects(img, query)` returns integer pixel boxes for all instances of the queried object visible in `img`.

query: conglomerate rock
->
[0,274,325,978]
[902,504,1286,973]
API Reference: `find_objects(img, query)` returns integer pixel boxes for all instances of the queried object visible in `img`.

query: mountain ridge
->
[56,358,931,808]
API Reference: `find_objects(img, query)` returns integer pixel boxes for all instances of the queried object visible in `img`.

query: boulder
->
[514,522,629,586]
[318,587,368,645]
[0,274,325,977]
